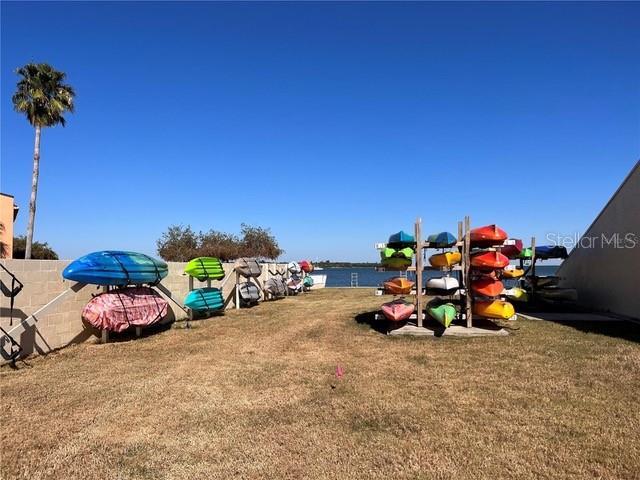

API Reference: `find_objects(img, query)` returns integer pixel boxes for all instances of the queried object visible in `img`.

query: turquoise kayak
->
[388,231,416,249]
[426,232,457,248]
[184,288,224,312]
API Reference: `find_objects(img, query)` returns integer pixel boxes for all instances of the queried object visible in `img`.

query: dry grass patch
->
[1,288,639,479]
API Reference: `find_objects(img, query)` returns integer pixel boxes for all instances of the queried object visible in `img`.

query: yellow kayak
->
[473,300,515,319]
[429,251,462,268]
[502,287,528,302]
[502,267,524,279]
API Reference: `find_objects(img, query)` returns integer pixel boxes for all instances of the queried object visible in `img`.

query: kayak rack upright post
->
[414,217,423,327]
[463,216,473,328]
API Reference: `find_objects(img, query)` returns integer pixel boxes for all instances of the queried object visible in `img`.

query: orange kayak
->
[470,224,508,247]
[383,277,414,295]
[471,251,509,270]
[471,275,504,297]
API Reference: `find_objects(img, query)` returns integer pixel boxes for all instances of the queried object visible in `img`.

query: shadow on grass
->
[354,310,388,335]
[548,318,640,343]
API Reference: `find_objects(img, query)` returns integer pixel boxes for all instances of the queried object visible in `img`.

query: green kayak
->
[427,302,457,328]
[381,247,414,260]
[184,257,226,281]
[381,256,412,270]
[517,248,533,259]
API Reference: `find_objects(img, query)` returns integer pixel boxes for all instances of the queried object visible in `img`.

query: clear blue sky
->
[1,1,639,262]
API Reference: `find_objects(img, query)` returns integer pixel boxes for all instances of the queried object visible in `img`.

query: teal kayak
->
[426,232,457,248]
[388,231,416,249]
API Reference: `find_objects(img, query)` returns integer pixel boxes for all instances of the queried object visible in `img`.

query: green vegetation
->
[12,235,59,260]
[12,63,75,259]
[157,223,283,261]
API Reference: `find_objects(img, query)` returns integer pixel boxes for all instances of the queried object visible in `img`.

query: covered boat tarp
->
[239,282,261,305]
[82,287,168,332]
[287,276,303,294]
[235,258,263,278]
[535,245,569,260]
[264,278,286,297]
[303,276,314,288]
[287,261,302,274]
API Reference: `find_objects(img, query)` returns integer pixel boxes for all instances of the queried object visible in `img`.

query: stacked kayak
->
[383,277,414,295]
[287,262,302,275]
[299,260,314,273]
[426,231,457,248]
[63,251,168,286]
[473,300,515,320]
[425,276,459,296]
[427,301,456,328]
[82,287,168,332]
[236,258,262,278]
[287,276,303,294]
[380,247,413,270]
[470,224,508,247]
[501,239,523,259]
[184,288,224,312]
[303,276,314,288]
[239,282,261,306]
[429,251,461,268]
[381,298,415,322]
[184,257,225,281]
[264,277,286,297]
[387,231,416,249]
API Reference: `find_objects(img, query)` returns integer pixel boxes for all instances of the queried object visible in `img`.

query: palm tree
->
[12,63,75,259]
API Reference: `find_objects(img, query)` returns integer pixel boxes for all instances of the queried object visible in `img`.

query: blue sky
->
[1,1,639,262]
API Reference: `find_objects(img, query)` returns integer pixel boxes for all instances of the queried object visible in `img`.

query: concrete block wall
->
[0,259,287,358]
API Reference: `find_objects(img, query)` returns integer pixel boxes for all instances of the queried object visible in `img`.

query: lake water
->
[320,265,559,287]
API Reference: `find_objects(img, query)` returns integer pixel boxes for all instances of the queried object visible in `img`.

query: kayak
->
[235,258,263,278]
[537,288,577,301]
[517,248,533,259]
[381,299,415,322]
[501,239,523,259]
[303,276,314,288]
[470,224,508,247]
[287,276,303,294]
[427,302,457,328]
[387,230,416,249]
[502,287,528,302]
[264,278,286,297]
[535,245,569,260]
[471,251,509,270]
[184,287,225,312]
[239,282,261,305]
[473,300,515,320]
[383,277,415,295]
[429,251,462,268]
[184,257,225,281]
[471,275,504,297]
[381,256,412,271]
[381,247,414,260]
[63,251,168,286]
[299,260,314,273]
[425,276,459,295]
[287,261,302,274]
[81,287,168,332]
[426,231,457,248]
[502,266,525,279]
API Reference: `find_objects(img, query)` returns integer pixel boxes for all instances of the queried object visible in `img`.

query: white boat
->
[308,274,327,289]
[425,276,459,295]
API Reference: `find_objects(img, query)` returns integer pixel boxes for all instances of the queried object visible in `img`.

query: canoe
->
[184,287,224,312]
[501,239,523,259]
[517,248,533,259]
[502,287,528,302]
[502,266,525,279]
[471,275,504,297]
[535,246,569,260]
[287,261,302,274]
[81,287,168,333]
[184,257,225,281]
[425,276,459,295]
[239,282,261,305]
[381,299,415,322]
[235,258,262,278]
[381,256,412,271]
[473,300,515,320]
[470,224,508,247]
[429,251,462,268]
[299,260,314,273]
[303,276,314,287]
[471,251,509,270]
[427,302,457,328]
[387,230,416,249]
[63,251,168,286]
[426,232,457,248]
[537,288,577,301]
[381,247,414,260]
[383,277,414,295]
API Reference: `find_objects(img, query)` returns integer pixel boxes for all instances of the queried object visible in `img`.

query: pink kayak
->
[381,299,415,322]
[82,287,168,332]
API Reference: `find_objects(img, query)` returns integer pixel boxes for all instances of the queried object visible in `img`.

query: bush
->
[13,235,59,260]
[157,224,283,262]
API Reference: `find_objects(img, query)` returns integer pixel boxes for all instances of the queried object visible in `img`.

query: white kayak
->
[425,276,459,295]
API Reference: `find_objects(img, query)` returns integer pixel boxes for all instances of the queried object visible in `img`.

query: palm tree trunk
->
[25,124,41,260]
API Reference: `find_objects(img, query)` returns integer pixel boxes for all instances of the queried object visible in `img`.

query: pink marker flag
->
[335,365,344,379]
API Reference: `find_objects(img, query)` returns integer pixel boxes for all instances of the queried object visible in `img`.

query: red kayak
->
[471,251,510,270]
[471,275,504,297]
[501,239,523,259]
[470,224,508,246]
[299,260,314,273]
[381,299,415,322]
[82,287,168,332]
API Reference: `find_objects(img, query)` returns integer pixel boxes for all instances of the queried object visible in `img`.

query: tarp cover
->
[82,287,168,332]
[239,281,261,304]
[235,258,263,278]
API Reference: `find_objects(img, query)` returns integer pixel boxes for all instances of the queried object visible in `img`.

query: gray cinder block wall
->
[557,160,640,319]
[0,259,286,357]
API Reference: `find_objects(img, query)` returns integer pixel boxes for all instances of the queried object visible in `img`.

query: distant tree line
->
[157,224,283,262]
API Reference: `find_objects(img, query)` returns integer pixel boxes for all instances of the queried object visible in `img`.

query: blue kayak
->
[184,288,224,311]
[387,230,416,248]
[426,231,457,248]
[63,251,168,286]
[535,246,568,260]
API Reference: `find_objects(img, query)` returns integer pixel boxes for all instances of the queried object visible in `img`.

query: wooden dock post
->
[415,217,423,327]
[463,215,472,328]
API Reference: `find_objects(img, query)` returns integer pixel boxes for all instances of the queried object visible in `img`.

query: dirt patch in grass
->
[1,289,639,479]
